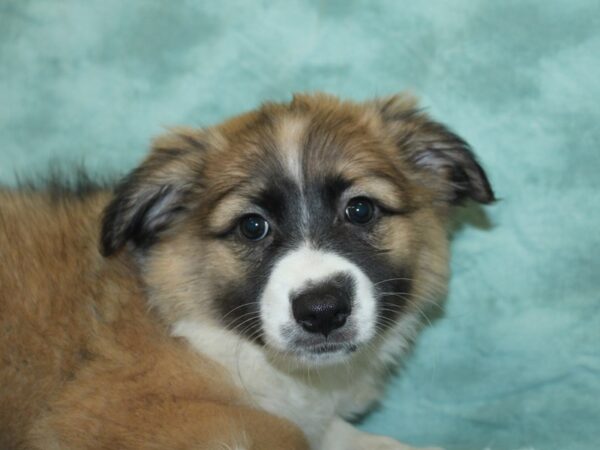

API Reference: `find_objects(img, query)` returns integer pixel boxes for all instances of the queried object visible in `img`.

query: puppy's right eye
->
[239,214,270,241]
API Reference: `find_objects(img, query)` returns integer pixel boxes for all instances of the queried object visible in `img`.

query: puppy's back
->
[0,190,110,447]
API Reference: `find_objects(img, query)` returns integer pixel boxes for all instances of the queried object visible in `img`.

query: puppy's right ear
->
[100,129,206,257]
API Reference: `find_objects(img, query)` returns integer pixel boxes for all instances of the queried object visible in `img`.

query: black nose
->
[291,277,353,336]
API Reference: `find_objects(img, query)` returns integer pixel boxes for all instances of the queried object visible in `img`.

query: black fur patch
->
[15,166,115,201]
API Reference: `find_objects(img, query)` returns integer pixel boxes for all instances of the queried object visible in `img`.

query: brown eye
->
[239,214,270,241]
[345,197,374,224]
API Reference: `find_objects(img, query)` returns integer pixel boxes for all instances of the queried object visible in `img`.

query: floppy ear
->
[100,129,206,256]
[374,94,495,205]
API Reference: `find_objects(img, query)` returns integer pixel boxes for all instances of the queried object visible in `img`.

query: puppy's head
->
[101,93,494,365]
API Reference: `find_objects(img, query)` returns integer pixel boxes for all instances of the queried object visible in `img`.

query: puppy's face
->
[101,93,494,365]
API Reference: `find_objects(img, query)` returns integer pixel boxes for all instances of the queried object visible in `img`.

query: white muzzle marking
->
[259,244,377,356]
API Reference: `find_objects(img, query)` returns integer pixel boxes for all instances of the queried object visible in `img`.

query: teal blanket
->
[1,1,599,449]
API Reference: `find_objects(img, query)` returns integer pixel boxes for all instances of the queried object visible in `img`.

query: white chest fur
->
[172,318,417,447]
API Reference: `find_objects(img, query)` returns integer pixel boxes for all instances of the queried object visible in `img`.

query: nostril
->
[299,313,319,330]
[299,319,319,333]
[333,312,349,327]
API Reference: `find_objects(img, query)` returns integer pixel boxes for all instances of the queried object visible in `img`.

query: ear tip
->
[99,204,124,257]
[467,156,496,204]
[476,193,497,205]
[473,181,496,204]
[99,226,119,257]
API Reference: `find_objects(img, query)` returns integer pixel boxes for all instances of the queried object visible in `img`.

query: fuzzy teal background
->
[1,1,599,449]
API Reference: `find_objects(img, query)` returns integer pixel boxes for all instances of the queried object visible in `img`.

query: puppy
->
[0,93,494,449]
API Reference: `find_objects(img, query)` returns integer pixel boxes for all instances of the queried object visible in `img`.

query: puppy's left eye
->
[345,197,375,224]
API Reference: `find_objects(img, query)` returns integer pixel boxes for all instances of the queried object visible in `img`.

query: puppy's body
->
[0,191,307,450]
[0,93,493,449]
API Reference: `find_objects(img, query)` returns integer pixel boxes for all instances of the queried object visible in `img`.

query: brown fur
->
[0,92,493,449]
[0,191,307,449]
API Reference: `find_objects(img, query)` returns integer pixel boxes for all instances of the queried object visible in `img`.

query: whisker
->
[221,301,261,322]
[374,277,415,286]
[224,310,261,326]
[378,301,435,328]
[227,314,261,336]
[378,290,445,312]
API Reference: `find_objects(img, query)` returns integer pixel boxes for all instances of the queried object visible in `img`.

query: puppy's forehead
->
[211,104,400,188]
[203,107,415,238]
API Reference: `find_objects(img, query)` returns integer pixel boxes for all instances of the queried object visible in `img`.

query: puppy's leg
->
[26,343,309,450]
[320,418,441,450]
[30,400,308,450]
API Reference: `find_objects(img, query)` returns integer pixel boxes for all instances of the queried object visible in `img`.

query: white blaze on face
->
[276,116,306,187]
[259,244,377,352]
[276,116,311,231]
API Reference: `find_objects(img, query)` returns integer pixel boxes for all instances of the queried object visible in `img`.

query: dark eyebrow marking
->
[321,175,352,207]
[324,175,352,197]
[250,189,285,215]
[249,176,300,221]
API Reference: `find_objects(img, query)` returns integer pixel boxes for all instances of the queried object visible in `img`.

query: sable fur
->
[0,92,493,450]
[0,191,307,449]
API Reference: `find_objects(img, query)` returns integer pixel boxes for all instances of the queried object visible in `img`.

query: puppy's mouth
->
[304,342,358,355]
[285,330,362,363]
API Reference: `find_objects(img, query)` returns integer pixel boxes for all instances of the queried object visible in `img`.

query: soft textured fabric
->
[1,1,599,449]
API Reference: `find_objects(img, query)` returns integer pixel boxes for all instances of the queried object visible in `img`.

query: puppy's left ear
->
[372,94,495,205]
[100,129,206,256]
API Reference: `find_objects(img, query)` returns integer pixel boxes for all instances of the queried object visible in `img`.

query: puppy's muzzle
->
[291,274,354,337]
